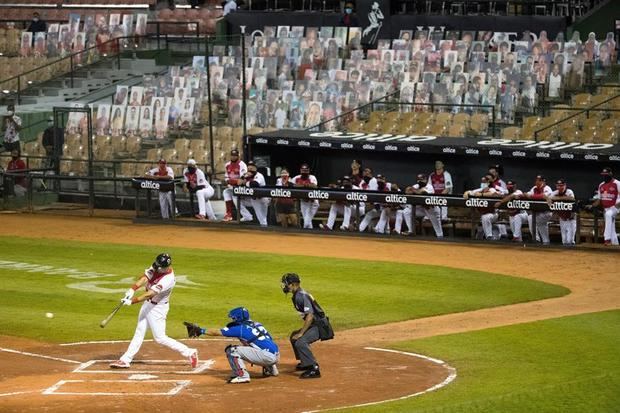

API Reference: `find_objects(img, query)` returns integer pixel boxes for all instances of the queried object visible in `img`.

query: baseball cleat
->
[189,350,198,369]
[300,367,321,379]
[195,214,206,220]
[228,376,251,384]
[223,213,233,222]
[262,364,279,377]
[109,360,130,369]
[339,225,348,231]
[319,223,332,231]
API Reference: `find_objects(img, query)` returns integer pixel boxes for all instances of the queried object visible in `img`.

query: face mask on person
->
[377,181,385,190]
[188,166,196,173]
[345,8,352,14]
[47,121,53,126]
[417,181,426,187]
[12,155,18,160]
[362,175,371,183]
[33,17,39,22]
[247,170,256,178]
[480,182,489,189]
[603,175,612,183]
[7,111,14,116]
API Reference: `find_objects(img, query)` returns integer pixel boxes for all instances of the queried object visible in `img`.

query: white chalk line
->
[0,390,42,398]
[0,347,82,364]
[60,338,235,346]
[72,359,215,374]
[301,347,457,413]
[42,379,192,396]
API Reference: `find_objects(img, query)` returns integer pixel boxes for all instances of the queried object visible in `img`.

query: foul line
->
[0,390,42,398]
[302,347,457,413]
[60,338,235,346]
[0,347,81,364]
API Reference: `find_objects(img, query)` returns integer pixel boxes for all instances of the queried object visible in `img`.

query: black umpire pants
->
[290,325,320,367]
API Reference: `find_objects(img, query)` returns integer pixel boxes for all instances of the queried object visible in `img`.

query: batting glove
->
[123,288,135,301]
[121,297,133,306]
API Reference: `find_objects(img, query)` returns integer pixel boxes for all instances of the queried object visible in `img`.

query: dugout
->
[246,130,620,199]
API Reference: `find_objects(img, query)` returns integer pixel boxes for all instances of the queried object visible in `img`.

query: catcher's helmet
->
[228,307,250,322]
[153,253,172,269]
[281,273,301,293]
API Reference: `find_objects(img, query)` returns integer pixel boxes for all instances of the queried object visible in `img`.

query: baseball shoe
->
[512,237,522,242]
[604,239,612,246]
[189,350,198,369]
[295,363,313,371]
[223,213,233,222]
[262,364,279,377]
[300,366,321,379]
[319,223,332,231]
[240,217,253,222]
[228,375,251,384]
[109,360,130,369]
[339,225,348,231]
[195,214,206,220]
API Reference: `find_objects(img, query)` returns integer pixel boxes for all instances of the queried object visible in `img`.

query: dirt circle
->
[0,335,452,413]
[0,214,617,412]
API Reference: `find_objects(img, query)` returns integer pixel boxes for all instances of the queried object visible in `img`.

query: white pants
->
[14,184,27,197]
[226,345,279,379]
[481,212,498,239]
[241,197,270,226]
[195,187,216,220]
[603,206,619,244]
[359,208,380,232]
[560,219,577,245]
[439,206,449,221]
[509,211,529,240]
[327,203,352,229]
[415,205,443,237]
[375,207,395,234]
[223,187,239,212]
[300,200,319,229]
[528,211,552,244]
[120,301,194,364]
[158,191,174,219]
[394,206,413,234]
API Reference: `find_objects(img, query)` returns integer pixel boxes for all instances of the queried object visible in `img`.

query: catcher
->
[184,307,279,384]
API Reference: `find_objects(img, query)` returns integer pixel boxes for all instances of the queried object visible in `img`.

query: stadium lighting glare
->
[2,89,10,94]
[27,80,33,84]
[103,53,108,57]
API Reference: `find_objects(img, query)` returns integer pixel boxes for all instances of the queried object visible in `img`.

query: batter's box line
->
[42,379,191,396]
[73,359,214,374]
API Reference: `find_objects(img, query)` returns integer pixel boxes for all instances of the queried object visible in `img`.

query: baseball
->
[45,312,54,319]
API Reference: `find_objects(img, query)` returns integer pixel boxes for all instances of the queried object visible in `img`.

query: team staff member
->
[411,173,444,238]
[145,159,175,219]
[184,307,279,384]
[223,149,247,221]
[292,164,319,229]
[464,173,502,240]
[3,104,22,155]
[547,179,576,246]
[281,273,323,379]
[590,167,620,245]
[275,169,298,228]
[110,253,198,369]
[321,176,358,231]
[182,159,216,221]
[525,175,553,245]
[495,180,528,242]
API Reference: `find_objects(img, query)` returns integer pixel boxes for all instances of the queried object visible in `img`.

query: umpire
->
[281,272,326,379]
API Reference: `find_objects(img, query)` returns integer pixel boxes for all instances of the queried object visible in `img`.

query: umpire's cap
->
[282,272,301,284]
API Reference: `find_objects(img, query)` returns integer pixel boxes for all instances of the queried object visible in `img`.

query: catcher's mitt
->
[183,321,202,338]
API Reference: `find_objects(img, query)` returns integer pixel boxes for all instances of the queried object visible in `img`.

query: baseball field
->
[0,214,618,412]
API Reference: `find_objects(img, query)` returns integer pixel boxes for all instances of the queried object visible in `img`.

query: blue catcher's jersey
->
[220,321,279,354]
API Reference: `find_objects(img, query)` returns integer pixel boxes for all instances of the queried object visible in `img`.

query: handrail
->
[533,92,620,141]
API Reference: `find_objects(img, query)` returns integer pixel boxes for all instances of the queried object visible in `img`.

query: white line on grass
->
[42,379,192,396]
[0,347,81,364]
[301,347,457,413]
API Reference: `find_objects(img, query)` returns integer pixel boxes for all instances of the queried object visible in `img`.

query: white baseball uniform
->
[551,188,576,245]
[183,167,216,220]
[595,178,620,245]
[223,159,248,207]
[359,182,391,233]
[119,266,196,365]
[147,166,175,219]
[506,189,528,241]
[291,174,319,229]
[527,184,553,244]
[429,170,453,220]
[409,183,444,237]
[466,186,499,239]
[240,171,270,226]
[326,185,360,230]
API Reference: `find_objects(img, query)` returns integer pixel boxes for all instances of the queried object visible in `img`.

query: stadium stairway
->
[14,57,167,108]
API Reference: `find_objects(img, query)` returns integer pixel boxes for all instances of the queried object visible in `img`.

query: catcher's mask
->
[281,272,301,294]
[228,307,250,322]
[153,253,172,270]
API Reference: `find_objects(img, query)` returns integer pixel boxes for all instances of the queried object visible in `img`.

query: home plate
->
[129,374,159,380]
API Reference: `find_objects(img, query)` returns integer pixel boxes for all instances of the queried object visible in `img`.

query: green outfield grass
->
[0,236,569,342]
[349,310,620,413]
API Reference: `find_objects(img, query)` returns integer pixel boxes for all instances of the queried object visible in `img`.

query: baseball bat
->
[100,302,123,328]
